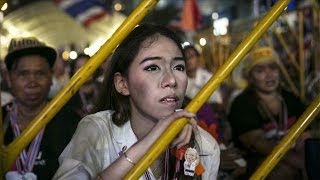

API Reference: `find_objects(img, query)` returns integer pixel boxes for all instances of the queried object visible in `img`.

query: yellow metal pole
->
[263,32,299,95]
[298,10,305,101]
[316,11,320,74]
[276,56,300,96]
[263,33,274,49]
[250,95,320,179]
[283,17,299,43]
[314,4,320,74]
[274,31,300,71]
[124,0,291,179]
[0,0,159,174]
[0,1,5,9]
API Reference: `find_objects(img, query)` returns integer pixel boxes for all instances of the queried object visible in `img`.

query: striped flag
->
[54,0,110,27]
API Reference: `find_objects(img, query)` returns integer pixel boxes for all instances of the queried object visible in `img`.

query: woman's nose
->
[161,70,177,88]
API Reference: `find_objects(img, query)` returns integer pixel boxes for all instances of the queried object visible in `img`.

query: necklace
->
[151,155,165,179]
[258,95,288,140]
[144,149,169,180]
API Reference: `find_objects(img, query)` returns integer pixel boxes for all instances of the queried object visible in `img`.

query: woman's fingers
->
[189,117,198,132]
[171,124,193,148]
[160,109,199,149]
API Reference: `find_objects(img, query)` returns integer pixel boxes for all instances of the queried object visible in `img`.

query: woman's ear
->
[114,72,129,95]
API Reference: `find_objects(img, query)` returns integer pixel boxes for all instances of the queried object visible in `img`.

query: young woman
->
[53,23,220,180]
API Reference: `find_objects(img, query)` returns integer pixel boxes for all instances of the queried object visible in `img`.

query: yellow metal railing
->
[263,33,299,96]
[1,0,316,179]
[125,0,292,179]
[298,11,306,101]
[0,0,159,176]
[251,95,320,179]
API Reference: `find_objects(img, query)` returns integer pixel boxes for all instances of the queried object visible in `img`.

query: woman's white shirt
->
[53,110,220,180]
[186,68,222,104]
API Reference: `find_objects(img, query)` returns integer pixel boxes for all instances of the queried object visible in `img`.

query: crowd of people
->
[0,23,319,180]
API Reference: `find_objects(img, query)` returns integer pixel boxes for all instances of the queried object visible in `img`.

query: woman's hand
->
[157,109,197,149]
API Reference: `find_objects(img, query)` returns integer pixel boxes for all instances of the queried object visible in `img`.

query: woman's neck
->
[256,90,278,102]
[131,116,156,139]
[256,91,281,115]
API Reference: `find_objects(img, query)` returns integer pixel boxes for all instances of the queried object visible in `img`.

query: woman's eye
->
[253,67,264,73]
[17,71,28,77]
[174,64,185,71]
[144,65,160,71]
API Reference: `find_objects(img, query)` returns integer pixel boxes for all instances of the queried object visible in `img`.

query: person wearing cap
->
[228,47,309,179]
[3,37,80,180]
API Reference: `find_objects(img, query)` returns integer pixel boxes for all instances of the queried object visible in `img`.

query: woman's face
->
[250,61,280,94]
[185,48,199,75]
[125,35,187,122]
[185,150,197,163]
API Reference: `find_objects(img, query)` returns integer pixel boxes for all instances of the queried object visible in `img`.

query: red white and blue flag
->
[54,0,110,27]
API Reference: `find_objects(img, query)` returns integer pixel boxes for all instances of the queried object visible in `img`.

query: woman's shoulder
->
[197,126,220,155]
[281,89,302,102]
[230,88,256,109]
[80,110,114,129]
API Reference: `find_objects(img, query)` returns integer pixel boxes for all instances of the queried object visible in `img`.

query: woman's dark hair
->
[94,23,185,126]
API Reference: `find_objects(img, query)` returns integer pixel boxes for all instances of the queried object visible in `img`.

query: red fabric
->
[198,120,219,141]
[180,0,201,31]
[171,145,189,160]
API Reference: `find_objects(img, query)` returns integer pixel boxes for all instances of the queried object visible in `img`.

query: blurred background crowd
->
[0,0,319,179]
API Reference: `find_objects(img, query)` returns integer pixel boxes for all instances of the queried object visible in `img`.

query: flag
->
[180,0,201,32]
[54,0,110,27]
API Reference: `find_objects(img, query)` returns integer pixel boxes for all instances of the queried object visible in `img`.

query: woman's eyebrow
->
[174,57,184,61]
[140,56,161,64]
[140,56,184,64]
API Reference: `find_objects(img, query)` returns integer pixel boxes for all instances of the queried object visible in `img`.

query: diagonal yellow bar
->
[124,0,291,179]
[298,11,306,101]
[274,31,300,72]
[0,0,5,9]
[0,0,159,175]
[250,95,320,180]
